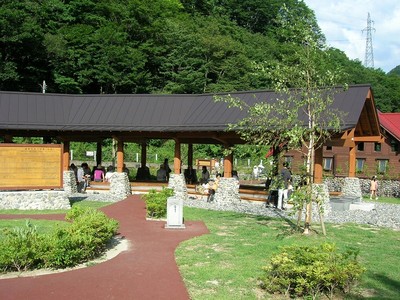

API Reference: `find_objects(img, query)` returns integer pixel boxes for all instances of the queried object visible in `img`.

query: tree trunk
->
[317,201,327,236]
[303,130,315,235]
[297,207,303,230]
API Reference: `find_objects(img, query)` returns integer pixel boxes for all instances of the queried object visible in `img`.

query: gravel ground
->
[75,192,400,230]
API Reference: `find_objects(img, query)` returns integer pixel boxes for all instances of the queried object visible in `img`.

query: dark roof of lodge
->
[0,84,378,143]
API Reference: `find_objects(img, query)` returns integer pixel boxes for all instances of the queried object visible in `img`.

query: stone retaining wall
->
[324,177,400,198]
[0,191,71,210]
[0,171,131,210]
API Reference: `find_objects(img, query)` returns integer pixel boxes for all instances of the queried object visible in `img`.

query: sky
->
[303,0,400,73]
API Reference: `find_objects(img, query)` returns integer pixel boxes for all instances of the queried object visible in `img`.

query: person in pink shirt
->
[93,164,105,182]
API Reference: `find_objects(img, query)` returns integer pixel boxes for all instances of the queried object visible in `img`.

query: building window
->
[376,159,388,174]
[323,157,333,171]
[357,142,364,151]
[390,140,399,152]
[356,158,365,172]
[326,146,332,151]
[374,143,382,152]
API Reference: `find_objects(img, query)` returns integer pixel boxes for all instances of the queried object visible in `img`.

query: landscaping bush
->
[0,221,45,272]
[43,206,119,268]
[143,188,174,218]
[0,207,119,272]
[259,243,366,299]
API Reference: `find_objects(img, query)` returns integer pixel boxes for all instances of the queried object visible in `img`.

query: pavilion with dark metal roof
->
[0,84,382,181]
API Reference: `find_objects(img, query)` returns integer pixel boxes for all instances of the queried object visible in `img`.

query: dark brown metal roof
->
[0,84,378,144]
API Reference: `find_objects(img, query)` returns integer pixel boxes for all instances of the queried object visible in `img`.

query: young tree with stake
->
[216,4,346,235]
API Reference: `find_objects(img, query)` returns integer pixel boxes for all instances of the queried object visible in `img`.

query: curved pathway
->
[0,195,209,300]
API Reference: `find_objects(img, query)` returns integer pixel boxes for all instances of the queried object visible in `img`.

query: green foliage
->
[143,188,174,218]
[177,207,399,299]
[44,206,119,268]
[259,243,366,299]
[0,207,119,272]
[216,5,347,165]
[0,220,45,272]
[290,185,311,211]
[388,65,400,76]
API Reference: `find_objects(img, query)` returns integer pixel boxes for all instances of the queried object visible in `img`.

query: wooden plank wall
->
[0,144,63,190]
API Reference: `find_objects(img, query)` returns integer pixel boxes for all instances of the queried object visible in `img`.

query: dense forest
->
[1,0,399,113]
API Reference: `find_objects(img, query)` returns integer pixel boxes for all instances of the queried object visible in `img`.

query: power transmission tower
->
[362,12,375,68]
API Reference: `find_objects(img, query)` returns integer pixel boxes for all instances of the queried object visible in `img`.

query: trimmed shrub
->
[43,206,119,268]
[259,243,366,299]
[143,188,174,218]
[0,207,119,272]
[0,221,45,272]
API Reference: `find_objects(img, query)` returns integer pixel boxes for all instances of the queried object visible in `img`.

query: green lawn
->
[0,201,113,237]
[363,196,400,205]
[0,200,113,215]
[0,219,69,237]
[177,207,400,300]
[1,199,399,299]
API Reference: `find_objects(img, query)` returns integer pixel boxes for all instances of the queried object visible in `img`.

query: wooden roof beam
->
[353,135,385,143]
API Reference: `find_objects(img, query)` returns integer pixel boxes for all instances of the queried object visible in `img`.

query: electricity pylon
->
[362,12,375,68]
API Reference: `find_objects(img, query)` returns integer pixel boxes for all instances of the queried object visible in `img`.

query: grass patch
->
[177,207,400,300]
[363,196,400,205]
[0,200,113,215]
[0,219,68,237]
[0,200,112,239]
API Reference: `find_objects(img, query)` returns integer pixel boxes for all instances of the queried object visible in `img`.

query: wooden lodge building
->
[285,111,400,179]
[0,84,385,189]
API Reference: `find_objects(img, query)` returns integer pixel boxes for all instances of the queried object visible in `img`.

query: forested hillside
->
[1,0,399,112]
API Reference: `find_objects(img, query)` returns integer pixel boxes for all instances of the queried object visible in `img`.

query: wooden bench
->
[329,191,342,197]
[89,181,271,203]
[239,187,268,202]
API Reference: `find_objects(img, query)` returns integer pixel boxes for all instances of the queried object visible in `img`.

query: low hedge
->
[143,188,174,218]
[259,243,365,299]
[0,206,119,272]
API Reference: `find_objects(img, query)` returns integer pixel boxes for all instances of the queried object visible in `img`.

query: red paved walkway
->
[0,195,209,300]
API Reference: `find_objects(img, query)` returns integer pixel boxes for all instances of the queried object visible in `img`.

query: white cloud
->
[303,0,400,72]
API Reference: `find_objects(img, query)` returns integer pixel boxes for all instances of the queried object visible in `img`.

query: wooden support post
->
[62,141,70,171]
[349,145,356,177]
[96,142,102,167]
[141,142,147,168]
[174,140,181,174]
[187,143,193,167]
[314,146,323,184]
[223,148,233,178]
[117,140,124,173]
[43,136,52,144]
[4,135,13,143]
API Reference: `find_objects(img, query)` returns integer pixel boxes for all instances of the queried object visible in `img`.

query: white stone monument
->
[165,196,185,229]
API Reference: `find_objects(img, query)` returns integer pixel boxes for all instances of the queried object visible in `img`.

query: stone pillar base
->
[342,177,362,201]
[168,174,188,200]
[215,178,240,208]
[110,172,132,200]
[63,170,77,195]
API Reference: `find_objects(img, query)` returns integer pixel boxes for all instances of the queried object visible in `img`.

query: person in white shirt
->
[105,165,115,182]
